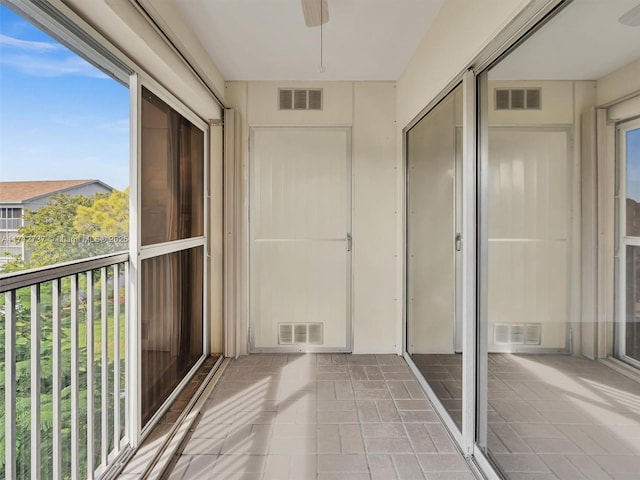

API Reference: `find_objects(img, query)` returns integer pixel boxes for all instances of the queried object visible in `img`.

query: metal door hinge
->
[455,234,462,252]
[347,233,352,252]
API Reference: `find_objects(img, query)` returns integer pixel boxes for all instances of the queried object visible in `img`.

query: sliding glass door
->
[405,84,464,435]
[136,84,208,428]
[619,119,640,367]
[475,2,640,479]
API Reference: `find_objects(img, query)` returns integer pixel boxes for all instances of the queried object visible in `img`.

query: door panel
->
[406,84,463,432]
[250,127,351,351]
[487,128,570,351]
[138,85,206,427]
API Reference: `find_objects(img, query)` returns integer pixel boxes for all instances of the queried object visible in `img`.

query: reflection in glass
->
[141,87,204,246]
[627,129,640,237]
[406,84,462,430]
[625,128,640,364]
[141,247,203,425]
[626,245,640,362]
[478,1,640,479]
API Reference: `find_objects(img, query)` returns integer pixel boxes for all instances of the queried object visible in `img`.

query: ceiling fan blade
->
[619,4,640,27]
[301,0,329,27]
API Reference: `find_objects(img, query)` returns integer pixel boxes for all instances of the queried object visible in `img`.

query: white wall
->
[397,0,527,129]
[352,83,398,353]
[226,81,398,354]
[597,58,640,107]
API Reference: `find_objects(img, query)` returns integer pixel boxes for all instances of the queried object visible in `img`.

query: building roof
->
[0,180,112,203]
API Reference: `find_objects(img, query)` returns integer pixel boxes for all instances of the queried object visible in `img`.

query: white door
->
[249,127,351,352]
[487,127,571,352]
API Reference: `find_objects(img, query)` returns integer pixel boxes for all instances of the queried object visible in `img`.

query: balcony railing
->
[0,252,129,480]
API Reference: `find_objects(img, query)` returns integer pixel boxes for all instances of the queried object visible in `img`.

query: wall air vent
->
[279,89,293,110]
[524,324,542,345]
[279,89,323,110]
[494,88,541,110]
[278,323,324,345]
[526,89,541,109]
[494,323,541,345]
[294,89,307,109]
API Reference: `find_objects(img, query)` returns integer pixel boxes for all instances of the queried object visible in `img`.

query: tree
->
[17,193,96,268]
[74,188,129,240]
[6,189,129,271]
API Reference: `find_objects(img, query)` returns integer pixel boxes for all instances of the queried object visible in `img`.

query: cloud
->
[0,33,107,78]
[2,53,107,78]
[0,33,60,51]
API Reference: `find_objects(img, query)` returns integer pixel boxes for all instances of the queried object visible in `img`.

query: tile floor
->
[487,354,640,480]
[165,353,476,480]
[412,354,463,429]
[413,353,640,480]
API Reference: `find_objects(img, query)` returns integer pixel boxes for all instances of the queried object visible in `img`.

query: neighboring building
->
[0,180,113,265]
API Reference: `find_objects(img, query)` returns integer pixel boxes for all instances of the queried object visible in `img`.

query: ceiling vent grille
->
[278,323,324,345]
[495,88,541,110]
[494,323,541,345]
[279,89,323,110]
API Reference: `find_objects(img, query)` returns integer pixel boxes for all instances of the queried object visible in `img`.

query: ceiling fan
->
[301,0,329,27]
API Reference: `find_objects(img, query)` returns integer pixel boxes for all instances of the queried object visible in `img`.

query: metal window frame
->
[131,72,213,442]
[1,0,133,85]
[615,117,640,369]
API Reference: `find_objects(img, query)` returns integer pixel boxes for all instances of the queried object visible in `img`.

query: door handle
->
[347,233,352,252]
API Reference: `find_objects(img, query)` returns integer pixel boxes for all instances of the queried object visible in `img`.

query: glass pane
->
[478,1,640,479]
[626,245,640,363]
[627,128,640,237]
[0,4,129,273]
[406,84,463,431]
[141,246,204,425]
[141,87,204,246]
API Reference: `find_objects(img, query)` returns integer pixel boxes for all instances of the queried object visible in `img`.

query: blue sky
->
[0,4,129,190]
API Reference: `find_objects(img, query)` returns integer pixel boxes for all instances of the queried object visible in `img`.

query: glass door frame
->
[129,72,211,445]
[616,117,640,369]
[401,69,477,455]
[401,1,577,479]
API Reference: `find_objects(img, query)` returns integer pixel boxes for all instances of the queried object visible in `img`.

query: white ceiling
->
[170,0,446,81]
[490,0,640,80]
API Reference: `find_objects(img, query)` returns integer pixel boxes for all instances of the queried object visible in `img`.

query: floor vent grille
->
[279,323,324,345]
[494,323,541,345]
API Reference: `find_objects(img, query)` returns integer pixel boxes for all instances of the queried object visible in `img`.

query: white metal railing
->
[0,252,129,480]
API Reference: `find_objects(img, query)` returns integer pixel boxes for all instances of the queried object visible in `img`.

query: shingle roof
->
[0,180,103,203]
